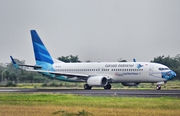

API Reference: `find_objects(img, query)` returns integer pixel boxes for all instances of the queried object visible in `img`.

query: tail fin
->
[31,30,54,64]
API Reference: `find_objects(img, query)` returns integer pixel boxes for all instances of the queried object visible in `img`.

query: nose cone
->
[171,70,177,78]
[162,70,176,80]
[168,70,176,80]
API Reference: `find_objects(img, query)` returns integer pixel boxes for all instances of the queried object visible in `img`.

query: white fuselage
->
[11,30,176,90]
[52,62,168,83]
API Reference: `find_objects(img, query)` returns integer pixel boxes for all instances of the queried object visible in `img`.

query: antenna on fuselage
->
[133,58,136,62]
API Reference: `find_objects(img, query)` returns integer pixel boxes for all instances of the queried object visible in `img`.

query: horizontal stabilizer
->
[10,56,19,69]
[10,56,41,69]
[18,64,42,68]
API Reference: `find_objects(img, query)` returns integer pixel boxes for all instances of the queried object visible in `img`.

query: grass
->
[0,93,179,116]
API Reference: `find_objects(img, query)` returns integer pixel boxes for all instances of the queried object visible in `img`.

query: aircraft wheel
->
[84,84,92,90]
[104,83,111,90]
[156,85,161,90]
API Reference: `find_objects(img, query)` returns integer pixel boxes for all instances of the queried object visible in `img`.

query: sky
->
[0,0,180,64]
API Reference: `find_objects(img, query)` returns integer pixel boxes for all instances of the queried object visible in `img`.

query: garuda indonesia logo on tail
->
[136,64,143,69]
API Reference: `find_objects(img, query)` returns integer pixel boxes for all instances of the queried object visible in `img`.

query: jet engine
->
[87,76,108,86]
[121,83,140,86]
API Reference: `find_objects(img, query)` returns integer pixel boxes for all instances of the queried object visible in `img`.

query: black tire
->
[84,84,92,90]
[156,85,161,90]
[104,83,111,90]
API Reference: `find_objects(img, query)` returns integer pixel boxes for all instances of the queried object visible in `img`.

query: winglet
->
[133,58,136,62]
[10,56,19,69]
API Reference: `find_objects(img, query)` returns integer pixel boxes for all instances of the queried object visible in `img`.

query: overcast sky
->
[0,0,180,64]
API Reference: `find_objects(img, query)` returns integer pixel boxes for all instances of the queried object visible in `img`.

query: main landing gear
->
[84,84,92,90]
[83,83,112,90]
[104,83,111,90]
[156,85,161,90]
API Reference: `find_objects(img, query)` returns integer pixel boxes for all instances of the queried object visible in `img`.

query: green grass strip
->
[0,93,179,110]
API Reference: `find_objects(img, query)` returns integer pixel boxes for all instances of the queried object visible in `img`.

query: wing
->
[10,56,89,80]
[26,69,89,80]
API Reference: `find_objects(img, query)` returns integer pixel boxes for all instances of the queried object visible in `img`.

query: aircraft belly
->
[55,76,84,82]
[112,74,148,83]
[148,77,166,82]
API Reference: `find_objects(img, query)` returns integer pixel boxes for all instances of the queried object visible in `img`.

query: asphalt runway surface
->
[0,88,180,97]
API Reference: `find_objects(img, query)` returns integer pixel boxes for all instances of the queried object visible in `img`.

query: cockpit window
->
[159,68,169,71]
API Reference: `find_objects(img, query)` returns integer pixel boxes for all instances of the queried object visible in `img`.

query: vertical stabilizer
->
[31,30,54,64]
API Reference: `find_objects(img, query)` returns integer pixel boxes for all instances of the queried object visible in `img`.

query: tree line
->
[0,54,180,84]
[151,54,180,80]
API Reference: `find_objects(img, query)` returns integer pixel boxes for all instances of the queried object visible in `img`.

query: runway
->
[0,88,180,97]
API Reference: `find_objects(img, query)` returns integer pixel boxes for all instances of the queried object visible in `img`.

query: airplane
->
[10,30,177,90]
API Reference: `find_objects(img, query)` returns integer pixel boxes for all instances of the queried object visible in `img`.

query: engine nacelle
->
[121,83,140,86]
[87,76,108,86]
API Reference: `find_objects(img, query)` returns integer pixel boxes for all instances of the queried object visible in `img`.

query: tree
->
[57,55,81,63]
[5,58,47,83]
[151,55,180,69]
[151,55,180,80]
[0,66,6,82]
[69,55,81,62]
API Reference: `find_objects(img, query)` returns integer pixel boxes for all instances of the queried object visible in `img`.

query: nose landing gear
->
[156,85,161,90]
